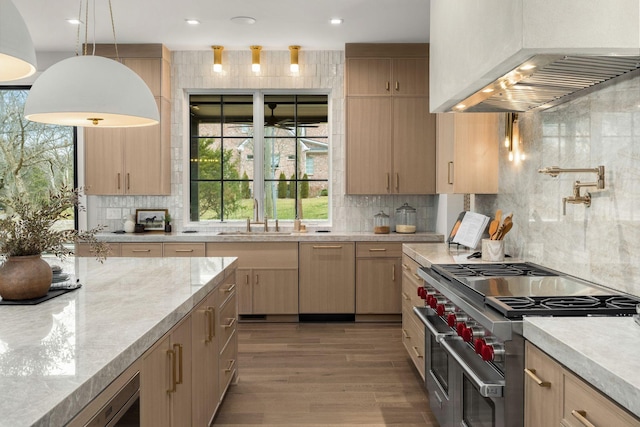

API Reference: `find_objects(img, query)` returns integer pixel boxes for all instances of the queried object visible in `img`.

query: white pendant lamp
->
[23,0,159,128]
[0,0,37,81]
[24,55,159,127]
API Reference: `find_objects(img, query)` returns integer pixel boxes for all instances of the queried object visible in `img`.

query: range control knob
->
[481,343,505,362]
[446,313,457,327]
[456,322,467,336]
[474,338,486,354]
[429,296,445,309]
[462,325,485,343]
[436,303,454,317]
[417,287,427,299]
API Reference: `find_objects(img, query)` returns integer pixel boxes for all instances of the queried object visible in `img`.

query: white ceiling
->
[14,0,430,52]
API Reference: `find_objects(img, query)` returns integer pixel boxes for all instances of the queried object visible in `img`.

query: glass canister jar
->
[395,203,417,233]
[373,211,390,234]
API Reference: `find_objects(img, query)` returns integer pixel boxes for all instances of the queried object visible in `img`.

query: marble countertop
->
[98,230,444,243]
[524,317,640,418]
[0,256,237,427]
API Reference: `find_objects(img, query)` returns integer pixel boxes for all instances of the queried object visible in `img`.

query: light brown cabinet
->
[356,243,402,317]
[217,276,238,401]
[345,43,436,195]
[525,342,640,427]
[401,253,426,379]
[120,242,163,257]
[436,112,499,194]
[141,316,192,427]
[84,44,171,196]
[299,242,355,314]
[191,288,219,427]
[206,242,298,317]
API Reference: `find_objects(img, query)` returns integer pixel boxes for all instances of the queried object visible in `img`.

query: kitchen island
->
[524,316,640,419]
[0,256,237,427]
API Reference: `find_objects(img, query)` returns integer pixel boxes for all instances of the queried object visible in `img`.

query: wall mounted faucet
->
[538,166,605,215]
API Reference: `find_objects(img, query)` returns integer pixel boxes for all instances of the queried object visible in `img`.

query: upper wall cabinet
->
[345,44,436,195]
[436,113,499,194]
[84,44,171,196]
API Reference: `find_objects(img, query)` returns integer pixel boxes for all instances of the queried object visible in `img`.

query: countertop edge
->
[40,257,239,427]
[523,317,640,419]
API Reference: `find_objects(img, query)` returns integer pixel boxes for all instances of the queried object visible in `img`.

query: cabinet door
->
[346,97,392,194]
[393,97,436,194]
[299,243,355,313]
[453,113,499,194]
[356,258,402,314]
[170,317,192,427]
[524,342,562,427]
[436,113,455,194]
[141,335,172,427]
[191,291,219,427]
[346,58,391,96]
[252,269,298,314]
[84,128,125,195]
[392,58,428,96]
[236,268,252,315]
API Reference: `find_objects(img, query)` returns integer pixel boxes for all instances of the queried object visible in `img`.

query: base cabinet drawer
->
[218,292,237,350]
[219,329,237,398]
[121,243,163,257]
[163,243,206,257]
[402,310,425,380]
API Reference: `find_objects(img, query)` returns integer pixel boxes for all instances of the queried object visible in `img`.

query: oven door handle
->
[440,338,504,398]
[413,307,456,343]
[424,317,455,343]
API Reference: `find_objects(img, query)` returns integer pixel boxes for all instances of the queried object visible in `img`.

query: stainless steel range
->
[415,262,640,427]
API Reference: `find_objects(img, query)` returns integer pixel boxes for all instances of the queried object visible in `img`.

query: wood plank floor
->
[213,322,439,426]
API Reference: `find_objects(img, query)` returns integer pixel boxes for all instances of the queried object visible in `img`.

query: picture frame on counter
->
[135,209,168,231]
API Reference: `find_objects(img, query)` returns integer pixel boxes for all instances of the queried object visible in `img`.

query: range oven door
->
[440,338,506,427]
[421,310,457,427]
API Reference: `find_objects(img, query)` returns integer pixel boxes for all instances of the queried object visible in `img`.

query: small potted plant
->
[0,186,108,300]
[164,212,172,233]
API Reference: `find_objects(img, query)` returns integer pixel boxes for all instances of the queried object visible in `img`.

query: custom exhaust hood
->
[429,0,640,113]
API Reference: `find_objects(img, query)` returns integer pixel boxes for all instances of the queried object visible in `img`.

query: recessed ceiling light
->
[330,18,343,25]
[482,88,494,93]
[519,64,536,71]
[185,19,200,25]
[66,19,82,25]
[231,16,257,25]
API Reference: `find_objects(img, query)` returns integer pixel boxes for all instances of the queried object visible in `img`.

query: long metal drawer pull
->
[395,173,399,191]
[402,292,410,300]
[368,248,387,252]
[117,173,121,190]
[385,81,390,91]
[222,318,236,329]
[245,274,249,284]
[205,308,215,342]
[395,81,399,91]
[571,410,596,427]
[224,359,236,373]
[402,263,409,270]
[386,173,390,190]
[524,368,550,387]
[167,349,176,393]
[174,343,183,385]
[224,284,236,293]
[313,245,342,249]
[126,173,130,190]
[132,249,151,253]
[392,264,396,282]
[412,273,421,281]
[441,338,504,398]
[448,161,454,184]
[402,329,410,339]
[412,346,423,359]
[256,274,259,285]
[175,249,194,253]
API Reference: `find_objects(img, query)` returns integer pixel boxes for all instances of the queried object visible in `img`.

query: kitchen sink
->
[216,231,292,236]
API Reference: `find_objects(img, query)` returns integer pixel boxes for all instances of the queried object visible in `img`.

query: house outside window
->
[189,92,328,222]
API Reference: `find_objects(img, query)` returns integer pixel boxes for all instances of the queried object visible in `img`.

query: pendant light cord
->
[108,0,119,61]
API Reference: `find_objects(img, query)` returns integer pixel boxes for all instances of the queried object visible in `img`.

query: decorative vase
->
[164,222,172,233]
[0,255,53,300]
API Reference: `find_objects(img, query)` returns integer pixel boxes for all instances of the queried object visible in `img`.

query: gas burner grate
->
[492,296,536,309]
[540,296,600,309]
[606,296,640,309]
[433,263,558,278]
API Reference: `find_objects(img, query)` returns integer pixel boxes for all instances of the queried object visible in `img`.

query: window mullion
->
[253,91,265,220]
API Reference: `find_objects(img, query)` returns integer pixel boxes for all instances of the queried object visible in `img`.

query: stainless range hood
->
[459,54,640,112]
[429,0,640,113]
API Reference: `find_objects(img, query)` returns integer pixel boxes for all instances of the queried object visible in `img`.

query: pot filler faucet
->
[538,166,605,215]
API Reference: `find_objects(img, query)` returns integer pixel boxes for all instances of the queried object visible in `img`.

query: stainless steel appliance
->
[415,262,640,427]
[86,371,140,427]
